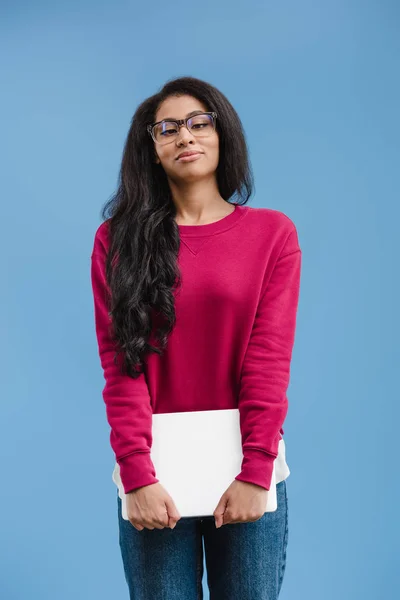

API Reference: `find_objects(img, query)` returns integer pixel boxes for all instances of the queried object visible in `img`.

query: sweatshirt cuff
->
[235,449,276,491]
[118,451,160,494]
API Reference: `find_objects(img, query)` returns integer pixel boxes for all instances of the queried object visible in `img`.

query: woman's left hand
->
[213,479,268,528]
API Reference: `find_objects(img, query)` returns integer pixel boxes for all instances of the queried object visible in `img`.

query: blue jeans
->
[117,479,289,599]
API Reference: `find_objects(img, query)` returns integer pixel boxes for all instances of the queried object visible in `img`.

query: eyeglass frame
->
[147,111,218,145]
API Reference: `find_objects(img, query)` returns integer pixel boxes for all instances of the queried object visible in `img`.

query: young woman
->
[90,75,302,599]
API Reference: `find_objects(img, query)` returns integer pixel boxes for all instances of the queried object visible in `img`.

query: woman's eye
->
[161,128,176,136]
[192,123,209,130]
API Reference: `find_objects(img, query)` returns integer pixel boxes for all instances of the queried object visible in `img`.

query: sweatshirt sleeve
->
[90,235,159,494]
[235,224,302,491]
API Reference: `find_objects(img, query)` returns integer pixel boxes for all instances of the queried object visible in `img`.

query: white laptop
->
[113,407,277,520]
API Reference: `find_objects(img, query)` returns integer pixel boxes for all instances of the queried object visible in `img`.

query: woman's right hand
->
[126,482,182,531]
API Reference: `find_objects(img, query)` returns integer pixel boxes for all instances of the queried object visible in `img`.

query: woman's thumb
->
[213,495,228,528]
[164,497,181,529]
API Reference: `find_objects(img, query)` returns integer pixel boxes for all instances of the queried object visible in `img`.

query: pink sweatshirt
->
[90,204,302,494]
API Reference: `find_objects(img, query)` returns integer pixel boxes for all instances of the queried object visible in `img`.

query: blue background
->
[1,1,399,598]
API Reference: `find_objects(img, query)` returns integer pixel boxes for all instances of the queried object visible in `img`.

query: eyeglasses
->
[147,111,217,145]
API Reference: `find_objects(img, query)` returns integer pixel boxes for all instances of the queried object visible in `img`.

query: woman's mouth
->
[177,153,202,162]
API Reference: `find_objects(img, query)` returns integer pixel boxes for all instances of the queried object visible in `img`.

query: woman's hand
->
[213,480,268,528]
[126,482,181,531]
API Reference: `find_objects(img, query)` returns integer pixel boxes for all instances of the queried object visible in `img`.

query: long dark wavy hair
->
[100,75,254,379]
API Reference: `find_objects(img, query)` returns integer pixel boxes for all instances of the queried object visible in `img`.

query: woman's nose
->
[176,124,195,143]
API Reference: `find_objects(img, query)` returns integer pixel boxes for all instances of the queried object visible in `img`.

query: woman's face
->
[152,95,219,182]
